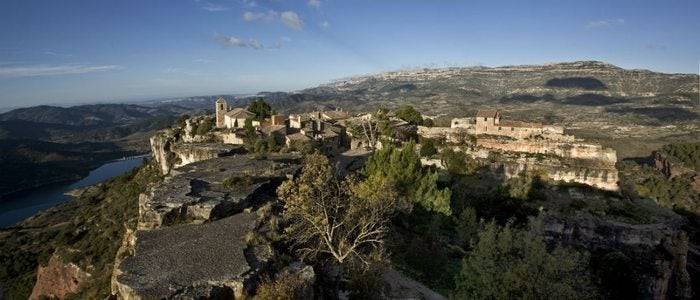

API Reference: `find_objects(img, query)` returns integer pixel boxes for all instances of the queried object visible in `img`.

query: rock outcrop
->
[138,154,301,229]
[652,150,695,179]
[490,156,619,191]
[150,129,244,175]
[543,211,692,299]
[113,154,302,299]
[29,253,91,300]
[115,212,259,299]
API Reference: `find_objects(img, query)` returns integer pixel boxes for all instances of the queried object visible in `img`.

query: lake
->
[0,156,147,228]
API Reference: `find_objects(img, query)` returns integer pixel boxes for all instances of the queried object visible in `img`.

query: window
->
[484,117,487,121]
[511,127,514,131]
[498,127,501,131]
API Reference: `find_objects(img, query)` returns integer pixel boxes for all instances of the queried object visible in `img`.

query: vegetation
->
[362,142,451,215]
[175,114,190,128]
[195,117,215,135]
[452,219,597,299]
[222,176,255,191]
[247,98,272,121]
[256,271,312,300]
[279,152,398,265]
[395,105,423,125]
[635,172,699,212]
[419,138,437,157]
[0,162,161,299]
[661,142,700,171]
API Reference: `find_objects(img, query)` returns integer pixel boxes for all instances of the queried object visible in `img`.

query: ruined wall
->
[218,132,245,145]
[450,117,474,129]
[477,138,617,165]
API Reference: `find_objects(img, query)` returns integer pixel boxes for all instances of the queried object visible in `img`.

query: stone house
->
[215,97,260,129]
[470,109,564,139]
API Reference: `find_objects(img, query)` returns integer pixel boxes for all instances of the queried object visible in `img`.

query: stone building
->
[215,97,260,129]
[453,109,564,139]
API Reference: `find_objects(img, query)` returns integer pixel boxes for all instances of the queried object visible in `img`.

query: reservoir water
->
[0,156,147,228]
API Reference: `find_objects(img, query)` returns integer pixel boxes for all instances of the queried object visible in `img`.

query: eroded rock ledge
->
[113,154,302,299]
[138,153,301,230]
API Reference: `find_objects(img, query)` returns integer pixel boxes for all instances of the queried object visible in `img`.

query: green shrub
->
[255,272,312,300]
[419,138,438,157]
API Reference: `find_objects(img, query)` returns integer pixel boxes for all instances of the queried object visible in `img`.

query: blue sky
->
[0,0,698,107]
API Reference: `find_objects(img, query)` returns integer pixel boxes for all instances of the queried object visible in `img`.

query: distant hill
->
[0,103,200,198]
[243,60,700,157]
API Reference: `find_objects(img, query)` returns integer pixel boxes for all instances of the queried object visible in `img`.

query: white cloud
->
[215,35,280,50]
[585,18,625,29]
[199,1,228,11]
[280,11,304,30]
[645,43,667,50]
[243,10,278,22]
[320,20,330,28]
[307,0,321,9]
[194,58,214,63]
[0,64,122,78]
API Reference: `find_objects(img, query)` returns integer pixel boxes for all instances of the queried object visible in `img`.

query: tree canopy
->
[452,218,597,300]
[247,98,272,121]
[395,105,423,125]
[362,142,451,215]
[278,152,398,265]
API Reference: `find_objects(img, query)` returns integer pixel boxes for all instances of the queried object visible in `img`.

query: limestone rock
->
[138,154,301,230]
[542,212,692,299]
[115,212,259,299]
[29,253,91,300]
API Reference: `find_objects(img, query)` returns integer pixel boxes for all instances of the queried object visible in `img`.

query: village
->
[153,97,619,191]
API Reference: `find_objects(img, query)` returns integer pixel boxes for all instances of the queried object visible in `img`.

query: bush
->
[222,176,254,190]
[419,138,437,157]
[395,105,423,125]
[256,272,312,300]
[196,118,215,135]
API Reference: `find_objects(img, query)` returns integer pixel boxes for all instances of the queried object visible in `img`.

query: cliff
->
[477,137,617,164]
[543,212,692,299]
[112,154,302,299]
[149,128,244,175]
[28,253,91,300]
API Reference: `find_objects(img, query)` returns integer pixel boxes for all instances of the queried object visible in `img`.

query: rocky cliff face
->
[543,213,692,299]
[29,253,91,300]
[150,128,244,175]
[477,138,617,164]
[112,154,302,299]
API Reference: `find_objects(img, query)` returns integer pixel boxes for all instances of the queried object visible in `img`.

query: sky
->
[0,0,699,108]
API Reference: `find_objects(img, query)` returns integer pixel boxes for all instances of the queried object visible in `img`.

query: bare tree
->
[278,152,396,265]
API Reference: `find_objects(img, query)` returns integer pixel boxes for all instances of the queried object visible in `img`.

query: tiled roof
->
[476,109,499,118]
[225,108,255,119]
[286,132,311,141]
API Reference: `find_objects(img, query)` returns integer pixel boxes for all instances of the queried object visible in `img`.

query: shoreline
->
[0,153,150,201]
